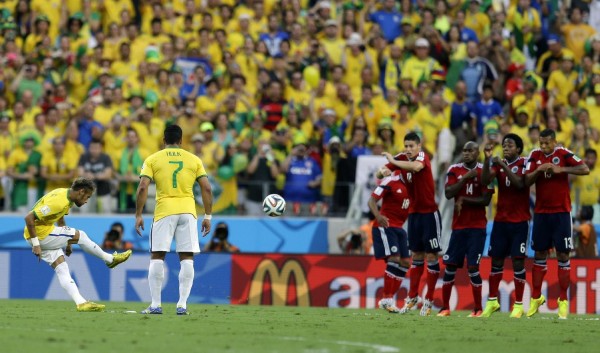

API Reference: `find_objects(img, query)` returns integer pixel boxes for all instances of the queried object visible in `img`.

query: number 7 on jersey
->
[169,161,183,188]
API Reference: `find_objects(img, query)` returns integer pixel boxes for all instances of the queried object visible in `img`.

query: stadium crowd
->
[0,0,599,217]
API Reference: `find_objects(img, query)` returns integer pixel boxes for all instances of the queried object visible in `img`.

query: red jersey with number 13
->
[491,157,531,223]
[371,173,410,228]
[525,147,584,213]
[386,152,438,214]
[445,163,495,230]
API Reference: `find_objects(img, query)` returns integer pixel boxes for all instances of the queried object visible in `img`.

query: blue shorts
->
[443,229,487,268]
[488,221,529,258]
[408,211,442,253]
[531,213,573,253]
[372,226,410,260]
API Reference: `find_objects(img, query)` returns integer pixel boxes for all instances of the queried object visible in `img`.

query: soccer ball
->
[263,194,286,217]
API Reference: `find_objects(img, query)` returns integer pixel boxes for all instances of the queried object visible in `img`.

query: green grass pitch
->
[0,300,598,353]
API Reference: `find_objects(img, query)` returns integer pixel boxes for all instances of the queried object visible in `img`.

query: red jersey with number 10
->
[386,152,438,214]
[371,173,410,228]
[491,157,531,223]
[525,147,584,213]
[445,163,495,230]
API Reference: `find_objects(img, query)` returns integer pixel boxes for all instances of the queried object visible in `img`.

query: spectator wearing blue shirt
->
[455,11,479,43]
[367,0,403,42]
[259,14,290,57]
[281,140,322,215]
[449,81,476,156]
[472,84,503,138]
[460,41,498,102]
[179,65,207,102]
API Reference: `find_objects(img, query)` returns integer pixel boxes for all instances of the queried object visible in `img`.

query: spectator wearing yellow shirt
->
[101,0,135,30]
[30,1,61,43]
[65,54,95,104]
[285,71,311,106]
[392,101,419,148]
[111,42,138,81]
[512,76,543,125]
[569,124,599,159]
[414,94,449,157]
[8,101,34,135]
[571,148,600,208]
[329,83,353,123]
[506,0,541,53]
[536,35,575,81]
[510,108,531,143]
[130,107,164,154]
[341,33,373,91]
[355,85,383,138]
[103,114,127,167]
[546,54,577,108]
[0,115,14,161]
[401,38,442,88]
[320,20,345,66]
[560,7,597,61]
[93,88,121,127]
[6,134,42,211]
[199,122,225,175]
[465,0,490,40]
[41,137,77,192]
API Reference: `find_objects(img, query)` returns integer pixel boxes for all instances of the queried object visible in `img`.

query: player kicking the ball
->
[24,178,132,312]
[368,168,411,313]
[379,132,442,316]
[438,142,494,317]
[481,134,530,318]
[524,129,588,319]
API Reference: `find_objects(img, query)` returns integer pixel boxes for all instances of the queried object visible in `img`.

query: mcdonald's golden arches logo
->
[248,259,310,306]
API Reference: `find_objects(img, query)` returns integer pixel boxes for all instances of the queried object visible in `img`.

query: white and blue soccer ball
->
[263,194,286,217]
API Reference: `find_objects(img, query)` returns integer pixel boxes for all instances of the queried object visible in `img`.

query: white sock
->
[77,230,113,264]
[148,259,164,307]
[177,260,194,308]
[55,262,86,305]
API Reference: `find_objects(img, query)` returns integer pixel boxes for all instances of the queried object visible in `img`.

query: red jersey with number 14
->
[371,173,410,228]
[445,163,495,230]
[386,152,438,214]
[491,157,531,223]
[525,147,584,213]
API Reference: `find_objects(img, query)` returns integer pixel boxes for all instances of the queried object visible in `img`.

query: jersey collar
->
[66,188,73,205]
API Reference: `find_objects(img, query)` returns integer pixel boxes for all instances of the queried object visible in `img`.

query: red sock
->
[408,261,424,298]
[471,283,482,311]
[558,261,571,301]
[383,272,392,298]
[442,281,453,309]
[531,261,547,299]
[514,277,526,303]
[388,273,402,297]
[488,271,503,299]
[425,268,439,301]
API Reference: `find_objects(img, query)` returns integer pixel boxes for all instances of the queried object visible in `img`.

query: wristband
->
[204,214,212,220]
[31,237,40,247]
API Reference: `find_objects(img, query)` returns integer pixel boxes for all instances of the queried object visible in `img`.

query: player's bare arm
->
[495,158,525,188]
[481,145,496,185]
[525,163,553,186]
[134,176,151,236]
[382,152,424,172]
[552,163,590,176]
[24,212,41,261]
[459,191,494,207]
[198,176,213,236]
[367,196,389,228]
[445,170,476,199]
[375,166,392,179]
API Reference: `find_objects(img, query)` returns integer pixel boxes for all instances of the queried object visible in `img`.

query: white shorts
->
[27,226,77,265]
[150,214,200,254]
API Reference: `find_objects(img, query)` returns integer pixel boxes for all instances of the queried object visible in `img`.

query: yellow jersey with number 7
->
[140,147,207,221]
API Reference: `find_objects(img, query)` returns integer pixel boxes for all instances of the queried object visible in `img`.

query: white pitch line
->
[280,336,400,353]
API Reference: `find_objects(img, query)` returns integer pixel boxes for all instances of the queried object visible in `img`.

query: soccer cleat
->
[480,299,501,318]
[437,309,451,317]
[468,309,483,317]
[526,295,546,318]
[557,299,568,320]
[76,301,106,312]
[176,307,190,316]
[378,299,400,314]
[510,303,524,318]
[107,249,132,269]
[140,306,163,314]
[420,299,433,316]
[399,296,421,314]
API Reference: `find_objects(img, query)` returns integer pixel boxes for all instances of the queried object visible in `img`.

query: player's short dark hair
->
[502,133,524,154]
[90,138,103,146]
[580,206,594,221]
[585,148,597,157]
[483,83,493,92]
[404,132,421,144]
[540,128,556,139]
[164,124,183,144]
[71,177,96,193]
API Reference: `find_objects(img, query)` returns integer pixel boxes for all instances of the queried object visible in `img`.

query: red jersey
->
[491,157,531,223]
[371,173,410,228]
[525,147,584,213]
[386,152,438,214]
[445,163,495,230]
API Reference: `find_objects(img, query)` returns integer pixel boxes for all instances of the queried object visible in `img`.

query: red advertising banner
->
[231,254,600,314]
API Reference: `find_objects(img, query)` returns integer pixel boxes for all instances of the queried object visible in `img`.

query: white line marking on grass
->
[281,336,400,353]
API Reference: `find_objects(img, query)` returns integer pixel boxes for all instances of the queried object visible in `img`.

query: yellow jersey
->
[42,152,77,191]
[140,147,208,221]
[571,167,600,206]
[401,56,442,88]
[23,188,73,240]
[546,70,578,106]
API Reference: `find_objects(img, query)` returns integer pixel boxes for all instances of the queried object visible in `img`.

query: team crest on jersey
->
[40,206,51,216]
[552,157,560,165]
[511,166,519,173]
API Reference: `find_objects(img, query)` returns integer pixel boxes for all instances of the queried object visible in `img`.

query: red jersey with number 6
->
[491,157,531,223]
[371,173,410,228]
[385,152,438,214]
[525,147,584,213]
[445,163,495,230]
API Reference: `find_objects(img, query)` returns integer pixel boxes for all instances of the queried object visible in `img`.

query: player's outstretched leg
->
[176,259,194,315]
[481,258,503,317]
[510,258,526,318]
[142,259,165,314]
[76,230,132,268]
[468,266,483,317]
[437,266,456,316]
[527,256,548,317]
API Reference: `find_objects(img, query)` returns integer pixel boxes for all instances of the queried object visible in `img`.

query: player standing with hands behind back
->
[524,129,589,319]
[135,125,213,315]
[480,134,530,318]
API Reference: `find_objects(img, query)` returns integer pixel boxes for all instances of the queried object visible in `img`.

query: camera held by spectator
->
[204,222,240,253]
[102,222,133,251]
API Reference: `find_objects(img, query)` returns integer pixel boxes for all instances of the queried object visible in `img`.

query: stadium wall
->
[1,250,599,314]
